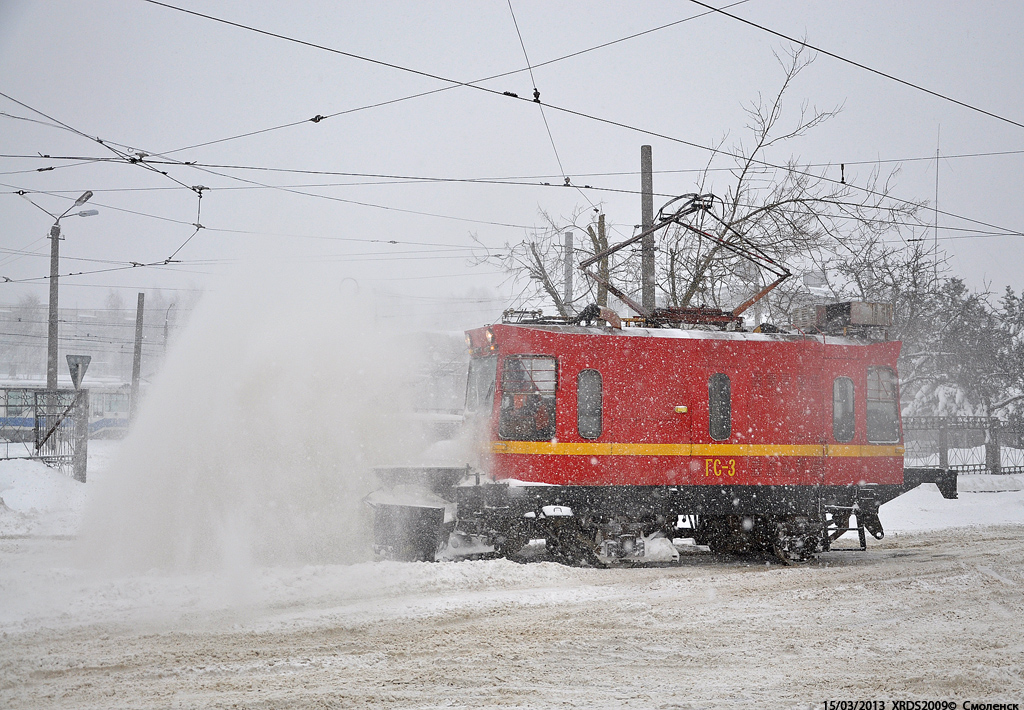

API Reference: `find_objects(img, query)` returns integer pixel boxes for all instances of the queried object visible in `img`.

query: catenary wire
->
[5,164,1019,251]
[161,161,539,231]
[507,0,565,178]
[0,91,195,192]
[505,0,598,212]
[687,0,1024,131]
[5,145,1024,180]
[150,0,751,156]
[0,99,549,232]
[3,67,1019,241]
[1,184,517,252]
[8,154,1018,241]
[4,88,1020,252]
[117,5,1024,240]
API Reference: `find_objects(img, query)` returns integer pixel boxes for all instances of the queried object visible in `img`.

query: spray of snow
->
[77,259,444,575]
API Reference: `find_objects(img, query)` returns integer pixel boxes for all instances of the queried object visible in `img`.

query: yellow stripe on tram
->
[490,441,904,458]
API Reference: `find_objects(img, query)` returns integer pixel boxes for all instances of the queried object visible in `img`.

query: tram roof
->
[490,322,885,347]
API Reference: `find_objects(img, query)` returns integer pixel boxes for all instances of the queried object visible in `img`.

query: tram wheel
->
[544,521,605,568]
[771,516,821,564]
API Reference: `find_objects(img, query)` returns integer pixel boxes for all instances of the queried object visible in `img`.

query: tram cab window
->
[465,356,497,415]
[499,356,557,441]
[866,366,900,443]
[709,373,731,441]
[832,377,855,443]
[109,392,130,414]
[576,369,603,439]
[5,390,29,417]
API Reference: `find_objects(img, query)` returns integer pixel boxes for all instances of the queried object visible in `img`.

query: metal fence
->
[903,415,1024,475]
[0,387,90,482]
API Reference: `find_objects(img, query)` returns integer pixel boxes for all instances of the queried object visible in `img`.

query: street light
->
[20,191,97,389]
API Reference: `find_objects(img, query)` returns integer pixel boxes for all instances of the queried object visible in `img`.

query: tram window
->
[465,356,497,414]
[110,393,130,414]
[866,366,900,443]
[6,390,29,417]
[576,369,603,439]
[499,355,557,441]
[832,377,855,443]
[709,373,731,441]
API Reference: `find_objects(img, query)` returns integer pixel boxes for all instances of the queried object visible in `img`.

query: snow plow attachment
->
[364,466,467,561]
[903,468,958,500]
[371,504,446,562]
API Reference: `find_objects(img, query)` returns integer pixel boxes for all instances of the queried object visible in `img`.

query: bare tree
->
[657,46,923,324]
[473,206,627,318]
[478,45,925,325]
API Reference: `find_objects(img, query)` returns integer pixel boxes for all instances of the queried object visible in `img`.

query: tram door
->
[608,340,691,485]
[748,351,825,486]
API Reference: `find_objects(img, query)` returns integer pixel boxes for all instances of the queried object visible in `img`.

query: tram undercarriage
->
[366,466,958,565]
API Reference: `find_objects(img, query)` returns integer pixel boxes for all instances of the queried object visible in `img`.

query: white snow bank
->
[0,458,85,536]
[882,480,1024,533]
[957,473,1024,492]
[0,554,599,634]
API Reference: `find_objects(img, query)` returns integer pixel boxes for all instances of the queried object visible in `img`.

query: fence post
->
[937,421,948,470]
[986,421,1001,475]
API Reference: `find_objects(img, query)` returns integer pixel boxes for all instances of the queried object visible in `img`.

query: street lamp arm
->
[19,191,95,223]
[18,193,59,220]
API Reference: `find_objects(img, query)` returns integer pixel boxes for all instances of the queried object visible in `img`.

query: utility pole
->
[130,292,145,421]
[46,223,61,389]
[640,145,655,311]
[563,230,573,315]
[934,126,940,284]
[38,190,95,389]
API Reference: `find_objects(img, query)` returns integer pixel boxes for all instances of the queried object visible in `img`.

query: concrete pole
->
[596,214,608,308]
[130,292,145,420]
[46,223,61,389]
[563,230,573,314]
[641,145,655,311]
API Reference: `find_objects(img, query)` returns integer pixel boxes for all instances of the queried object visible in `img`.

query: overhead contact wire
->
[0,91,194,193]
[166,187,205,261]
[152,1,751,156]
[687,0,1024,131]
[132,2,1023,239]
[507,0,597,211]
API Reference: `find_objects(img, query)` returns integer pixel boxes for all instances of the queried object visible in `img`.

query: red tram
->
[370,195,956,564]
[371,304,956,564]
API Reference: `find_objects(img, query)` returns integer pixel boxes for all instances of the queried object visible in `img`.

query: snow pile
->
[957,473,1024,492]
[882,481,1024,532]
[0,458,85,536]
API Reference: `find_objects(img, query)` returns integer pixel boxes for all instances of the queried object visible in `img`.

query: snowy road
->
[2,525,1022,709]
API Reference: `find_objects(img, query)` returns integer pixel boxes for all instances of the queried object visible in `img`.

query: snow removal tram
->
[366,195,957,564]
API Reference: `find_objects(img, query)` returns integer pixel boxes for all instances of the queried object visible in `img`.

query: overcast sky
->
[2,0,1022,317]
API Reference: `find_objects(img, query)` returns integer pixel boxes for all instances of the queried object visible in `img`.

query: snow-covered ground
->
[1,445,1023,708]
